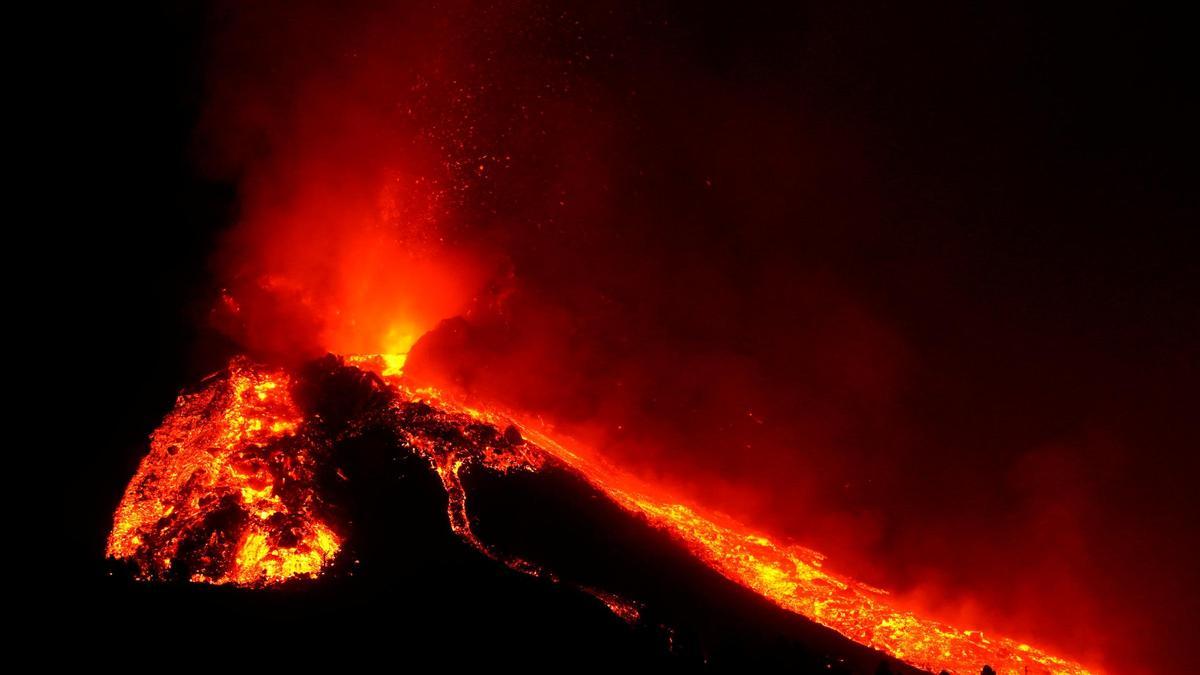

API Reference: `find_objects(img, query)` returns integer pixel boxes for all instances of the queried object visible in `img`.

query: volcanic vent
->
[108,356,1093,675]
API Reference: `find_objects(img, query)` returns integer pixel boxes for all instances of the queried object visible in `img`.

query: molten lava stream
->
[377,360,1095,675]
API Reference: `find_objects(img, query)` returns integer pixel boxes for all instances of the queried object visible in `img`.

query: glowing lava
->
[375,357,1096,675]
[107,358,340,586]
[108,356,1094,674]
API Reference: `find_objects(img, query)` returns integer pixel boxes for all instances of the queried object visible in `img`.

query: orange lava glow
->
[108,354,1095,673]
[608,497,1089,675]
[107,359,340,586]
[372,360,1096,675]
[399,401,553,581]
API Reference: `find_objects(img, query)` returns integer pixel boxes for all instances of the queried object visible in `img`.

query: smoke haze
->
[196,3,1198,672]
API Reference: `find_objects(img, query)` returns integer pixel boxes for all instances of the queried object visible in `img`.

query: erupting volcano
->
[78,3,1200,674]
[109,353,1093,674]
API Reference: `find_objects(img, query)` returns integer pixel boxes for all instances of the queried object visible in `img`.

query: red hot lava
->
[108,359,339,585]
[109,354,1094,675]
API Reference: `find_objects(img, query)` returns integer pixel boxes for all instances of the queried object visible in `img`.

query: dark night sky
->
[48,3,1196,672]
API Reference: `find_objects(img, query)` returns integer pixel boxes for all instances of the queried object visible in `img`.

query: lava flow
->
[378,362,1096,675]
[107,359,340,586]
[108,355,1093,675]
